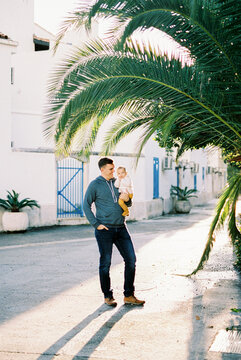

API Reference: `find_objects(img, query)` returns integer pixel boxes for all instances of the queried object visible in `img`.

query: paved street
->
[0,200,241,360]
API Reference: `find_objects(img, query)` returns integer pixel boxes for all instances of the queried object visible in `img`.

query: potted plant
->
[170,185,198,214]
[0,190,40,232]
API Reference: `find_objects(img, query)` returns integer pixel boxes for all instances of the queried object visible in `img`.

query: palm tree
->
[45,0,241,274]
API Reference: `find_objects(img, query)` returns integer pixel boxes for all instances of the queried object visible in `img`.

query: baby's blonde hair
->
[117,166,127,172]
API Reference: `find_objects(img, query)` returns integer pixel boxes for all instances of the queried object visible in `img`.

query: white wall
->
[11,19,99,150]
[0,151,57,231]
[0,0,34,52]
[0,37,57,231]
[0,1,228,231]
[11,50,54,148]
[0,1,105,231]
[0,41,14,154]
[34,23,54,41]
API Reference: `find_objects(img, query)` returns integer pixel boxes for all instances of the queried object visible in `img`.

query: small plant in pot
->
[170,185,198,214]
[0,190,40,232]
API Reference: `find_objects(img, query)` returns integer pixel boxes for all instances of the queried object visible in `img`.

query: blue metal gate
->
[153,157,159,199]
[57,158,84,218]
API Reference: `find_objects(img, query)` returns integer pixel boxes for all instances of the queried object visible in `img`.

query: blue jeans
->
[95,225,136,298]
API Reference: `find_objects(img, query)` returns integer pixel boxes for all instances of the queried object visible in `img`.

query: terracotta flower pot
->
[2,212,29,232]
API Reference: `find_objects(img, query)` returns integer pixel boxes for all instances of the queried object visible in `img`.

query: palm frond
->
[45,39,241,159]
[45,0,241,275]
[101,101,168,153]
[70,0,241,81]
[53,2,94,54]
[188,173,241,276]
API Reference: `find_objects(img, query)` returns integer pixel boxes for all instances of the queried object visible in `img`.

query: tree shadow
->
[186,276,241,360]
[221,276,241,360]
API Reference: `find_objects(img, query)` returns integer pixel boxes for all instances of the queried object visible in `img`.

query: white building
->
[0,0,227,231]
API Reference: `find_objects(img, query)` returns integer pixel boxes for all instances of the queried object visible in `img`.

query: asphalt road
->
[0,201,241,360]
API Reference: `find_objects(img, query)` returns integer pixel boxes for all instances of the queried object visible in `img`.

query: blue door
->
[153,157,159,199]
[176,167,180,188]
[57,157,84,218]
[194,174,197,190]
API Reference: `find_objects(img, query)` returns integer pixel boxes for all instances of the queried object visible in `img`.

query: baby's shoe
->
[122,211,129,216]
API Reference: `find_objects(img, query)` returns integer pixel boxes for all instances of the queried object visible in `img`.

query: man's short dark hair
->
[98,157,113,169]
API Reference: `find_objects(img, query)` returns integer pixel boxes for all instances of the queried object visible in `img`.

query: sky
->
[34,0,81,34]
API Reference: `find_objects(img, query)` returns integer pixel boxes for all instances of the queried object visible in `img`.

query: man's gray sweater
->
[83,176,125,229]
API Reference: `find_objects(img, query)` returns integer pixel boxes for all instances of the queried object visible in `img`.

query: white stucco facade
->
[0,37,57,228]
[0,0,227,231]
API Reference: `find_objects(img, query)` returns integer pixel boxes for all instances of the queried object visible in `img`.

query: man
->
[83,157,145,307]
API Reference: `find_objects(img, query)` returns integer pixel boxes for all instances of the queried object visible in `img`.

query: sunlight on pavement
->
[0,214,239,359]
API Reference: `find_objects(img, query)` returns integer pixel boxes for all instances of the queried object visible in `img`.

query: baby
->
[115,166,133,216]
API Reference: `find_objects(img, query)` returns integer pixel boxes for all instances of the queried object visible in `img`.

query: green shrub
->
[0,190,40,212]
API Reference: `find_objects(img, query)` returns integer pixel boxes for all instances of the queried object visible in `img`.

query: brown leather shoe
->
[124,295,145,306]
[105,297,117,307]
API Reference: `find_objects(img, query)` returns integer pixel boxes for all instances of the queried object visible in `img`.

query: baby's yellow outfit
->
[114,175,133,216]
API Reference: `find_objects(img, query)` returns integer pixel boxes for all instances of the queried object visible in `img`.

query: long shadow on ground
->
[0,205,214,326]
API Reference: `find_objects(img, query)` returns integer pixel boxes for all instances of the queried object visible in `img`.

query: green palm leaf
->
[188,173,241,276]
[45,40,240,159]
[47,0,241,275]
[60,0,241,81]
